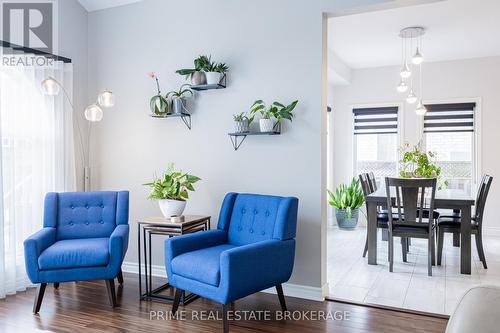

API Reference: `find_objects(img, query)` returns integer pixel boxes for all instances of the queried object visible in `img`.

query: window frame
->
[351,102,404,180]
[420,98,482,190]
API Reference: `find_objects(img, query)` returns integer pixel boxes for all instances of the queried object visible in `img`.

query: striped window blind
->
[353,106,399,135]
[423,103,475,133]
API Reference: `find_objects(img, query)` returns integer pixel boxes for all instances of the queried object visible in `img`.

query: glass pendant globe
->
[400,63,412,79]
[415,101,427,115]
[41,77,60,95]
[406,90,417,104]
[396,80,408,93]
[97,90,115,108]
[412,48,424,65]
[84,104,103,122]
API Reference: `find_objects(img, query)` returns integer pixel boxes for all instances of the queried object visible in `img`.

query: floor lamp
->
[40,77,115,191]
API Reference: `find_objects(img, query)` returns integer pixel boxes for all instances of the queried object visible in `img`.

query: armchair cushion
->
[38,238,109,270]
[171,244,236,286]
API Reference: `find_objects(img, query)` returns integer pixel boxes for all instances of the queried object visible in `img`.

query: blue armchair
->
[24,191,129,313]
[165,192,298,332]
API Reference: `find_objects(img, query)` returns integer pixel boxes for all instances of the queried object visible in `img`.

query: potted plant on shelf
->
[327,178,365,229]
[250,100,299,132]
[176,55,229,86]
[233,112,254,133]
[148,72,169,116]
[399,142,449,189]
[166,84,193,115]
[144,163,201,218]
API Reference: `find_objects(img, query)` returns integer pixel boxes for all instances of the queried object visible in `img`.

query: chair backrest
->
[359,173,373,198]
[43,191,129,240]
[217,193,299,246]
[368,172,377,192]
[474,175,493,227]
[385,177,436,232]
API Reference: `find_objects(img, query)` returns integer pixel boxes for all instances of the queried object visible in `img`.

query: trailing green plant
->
[399,142,449,189]
[249,100,299,121]
[233,112,254,125]
[327,178,365,218]
[175,55,229,79]
[144,163,201,201]
[148,72,169,115]
[166,84,193,99]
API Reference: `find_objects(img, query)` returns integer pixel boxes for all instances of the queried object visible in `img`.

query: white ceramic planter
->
[259,118,275,132]
[158,199,186,218]
[234,121,249,133]
[205,72,221,85]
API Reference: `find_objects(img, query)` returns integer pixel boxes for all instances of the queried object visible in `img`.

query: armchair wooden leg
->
[105,279,117,307]
[276,284,287,312]
[171,288,182,315]
[117,269,124,285]
[33,283,47,314]
[53,282,60,289]
[222,303,229,333]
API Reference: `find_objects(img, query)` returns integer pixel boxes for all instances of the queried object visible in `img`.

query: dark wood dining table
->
[366,188,475,274]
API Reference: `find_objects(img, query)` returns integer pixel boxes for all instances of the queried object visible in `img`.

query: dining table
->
[366,187,475,274]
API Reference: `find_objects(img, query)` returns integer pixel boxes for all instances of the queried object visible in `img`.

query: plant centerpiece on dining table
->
[399,142,449,189]
[327,178,365,229]
[144,163,201,218]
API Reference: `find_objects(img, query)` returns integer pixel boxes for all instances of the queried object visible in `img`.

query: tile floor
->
[327,225,500,315]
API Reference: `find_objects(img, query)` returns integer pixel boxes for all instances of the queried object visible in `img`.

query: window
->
[423,103,476,193]
[353,106,400,180]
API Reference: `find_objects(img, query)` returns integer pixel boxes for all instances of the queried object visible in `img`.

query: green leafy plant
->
[148,72,169,115]
[233,112,254,125]
[399,142,449,189]
[175,55,229,79]
[144,163,201,201]
[327,178,365,218]
[166,84,193,99]
[249,100,299,121]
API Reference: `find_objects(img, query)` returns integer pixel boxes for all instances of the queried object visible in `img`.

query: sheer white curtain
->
[0,58,76,298]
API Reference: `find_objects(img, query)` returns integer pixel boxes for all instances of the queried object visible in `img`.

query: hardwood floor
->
[0,273,447,332]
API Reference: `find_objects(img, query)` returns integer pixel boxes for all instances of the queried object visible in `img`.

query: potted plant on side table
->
[327,178,365,229]
[144,163,201,218]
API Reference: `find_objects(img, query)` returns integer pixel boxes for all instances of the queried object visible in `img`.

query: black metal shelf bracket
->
[150,112,192,130]
[229,134,247,151]
[228,122,281,151]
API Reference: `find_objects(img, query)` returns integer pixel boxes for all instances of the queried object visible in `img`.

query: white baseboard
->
[122,261,324,302]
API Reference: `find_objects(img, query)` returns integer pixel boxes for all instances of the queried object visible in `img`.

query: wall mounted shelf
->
[228,123,281,151]
[191,74,227,91]
[150,112,191,130]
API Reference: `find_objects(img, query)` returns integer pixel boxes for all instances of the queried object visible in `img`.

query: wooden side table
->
[137,215,210,304]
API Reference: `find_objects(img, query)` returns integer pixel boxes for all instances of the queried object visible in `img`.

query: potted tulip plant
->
[250,100,298,132]
[144,163,201,218]
[166,84,193,115]
[327,178,365,229]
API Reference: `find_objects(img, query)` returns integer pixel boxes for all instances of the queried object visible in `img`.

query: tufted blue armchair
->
[165,192,299,332]
[24,191,129,313]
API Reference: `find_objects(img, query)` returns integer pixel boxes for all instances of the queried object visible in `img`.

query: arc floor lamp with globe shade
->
[40,77,115,191]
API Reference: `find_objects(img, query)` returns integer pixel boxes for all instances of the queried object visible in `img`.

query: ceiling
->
[77,0,142,12]
[329,0,500,69]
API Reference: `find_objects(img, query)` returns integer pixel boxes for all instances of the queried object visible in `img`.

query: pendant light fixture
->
[398,27,426,112]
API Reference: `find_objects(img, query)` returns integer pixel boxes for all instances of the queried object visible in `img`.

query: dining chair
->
[437,175,493,268]
[367,172,377,192]
[385,177,437,276]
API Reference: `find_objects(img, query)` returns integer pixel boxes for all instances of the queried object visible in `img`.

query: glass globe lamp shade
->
[41,77,60,95]
[97,90,115,108]
[396,80,408,93]
[84,104,103,122]
[406,90,418,104]
[400,63,412,79]
[415,101,427,116]
[412,48,424,65]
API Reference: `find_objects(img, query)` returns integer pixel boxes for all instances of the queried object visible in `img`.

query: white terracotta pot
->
[259,118,275,132]
[205,72,221,85]
[158,199,186,218]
